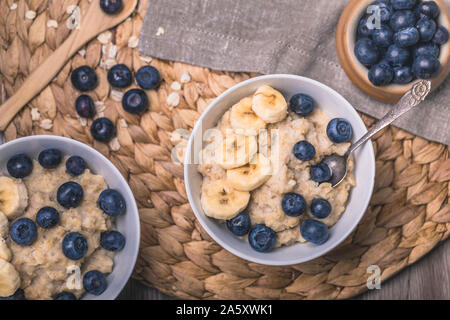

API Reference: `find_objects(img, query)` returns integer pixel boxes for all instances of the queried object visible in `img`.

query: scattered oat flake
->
[109,137,121,151]
[25,10,36,20]
[31,108,40,121]
[78,116,87,127]
[128,36,139,48]
[95,101,105,113]
[108,45,117,59]
[167,92,180,107]
[156,27,165,36]
[139,55,152,63]
[40,119,53,130]
[119,119,128,128]
[111,90,123,102]
[47,20,58,28]
[78,49,86,57]
[104,59,117,69]
[10,3,17,10]
[97,31,112,44]
[180,73,191,83]
[67,5,77,14]
[171,81,182,91]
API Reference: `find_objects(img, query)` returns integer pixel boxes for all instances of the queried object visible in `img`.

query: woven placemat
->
[1,0,449,300]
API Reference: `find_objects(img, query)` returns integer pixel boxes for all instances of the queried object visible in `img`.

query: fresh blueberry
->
[432,26,449,45]
[54,292,77,300]
[357,16,374,38]
[416,18,437,42]
[310,198,332,219]
[100,0,123,15]
[10,218,37,246]
[412,54,441,79]
[281,193,306,217]
[394,27,420,47]
[389,10,417,32]
[71,66,97,92]
[36,206,59,229]
[393,66,414,83]
[371,25,394,47]
[7,154,33,178]
[90,117,115,142]
[107,64,132,88]
[0,289,26,300]
[414,42,440,58]
[100,230,126,251]
[310,162,332,183]
[370,1,394,22]
[75,95,96,118]
[293,141,316,161]
[226,211,251,236]
[289,93,315,117]
[416,1,440,19]
[66,156,86,176]
[83,270,107,296]
[98,189,126,217]
[391,0,417,10]
[354,38,380,66]
[248,224,276,253]
[122,89,149,114]
[326,118,353,143]
[38,148,62,169]
[57,181,83,209]
[385,44,411,66]
[62,232,88,260]
[369,61,394,86]
[136,66,161,90]
[300,219,329,245]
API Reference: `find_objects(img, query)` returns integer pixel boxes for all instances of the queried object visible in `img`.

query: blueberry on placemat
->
[226,211,251,236]
[83,270,107,296]
[98,189,126,217]
[75,95,96,119]
[90,117,115,142]
[71,66,97,92]
[136,66,161,90]
[100,0,123,15]
[300,219,329,245]
[122,89,149,114]
[107,64,132,88]
[62,232,88,260]
[57,182,84,209]
[7,154,33,178]
[101,230,126,251]
[10,218,37,246]
[66,156,86,176]
[282,193,306,217]
[248,224,276,253]
[38,148,62,169]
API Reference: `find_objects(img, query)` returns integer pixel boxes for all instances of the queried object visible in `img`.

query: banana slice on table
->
[0,259,20,297]
[0,238,11,262]
[252,85,288,123]
[227,154,272,191]
[230,97,266,133]
[0,211,8,238]
[201,179,250,220]
[0,177,28,219]
[215,133,257,169]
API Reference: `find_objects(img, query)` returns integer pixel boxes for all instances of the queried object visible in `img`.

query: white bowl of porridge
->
[0,135,140,300]
[185,74,375,266]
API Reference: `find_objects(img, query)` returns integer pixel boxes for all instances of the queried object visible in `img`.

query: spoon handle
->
[347,80,432,156]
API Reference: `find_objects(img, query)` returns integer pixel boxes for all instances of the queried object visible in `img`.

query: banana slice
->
[230,97,266,133]
[252,85,288,123]
[0,238,11,262]
[227,154,272,191]
[0,211,8,238]
[201,179,250,220]
[0,259,20,297]
[215,133,257,169]
[0,177,28,219]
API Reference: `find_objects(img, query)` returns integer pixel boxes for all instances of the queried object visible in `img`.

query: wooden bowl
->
[336,0,450,103]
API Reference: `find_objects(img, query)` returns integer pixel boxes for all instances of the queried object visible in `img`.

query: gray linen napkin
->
[139,0,450,146]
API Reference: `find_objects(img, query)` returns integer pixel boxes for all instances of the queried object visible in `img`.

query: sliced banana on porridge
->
[230,97,266,133]
[201,179,250,220]
[0,211,8,238]
[0,177,28,219]
[0,259,20,297]
[215,133,257,169]
[252,85,287,123]
[0,238,12,262]
[227,154,272,191]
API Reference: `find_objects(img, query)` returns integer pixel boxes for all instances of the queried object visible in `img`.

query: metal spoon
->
[323,79,432,187]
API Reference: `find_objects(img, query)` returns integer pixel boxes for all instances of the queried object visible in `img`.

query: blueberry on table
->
[432,26,449,45]
[310,162,332,183]
[289,93,315,117]
[413,54,441,79]
[226,211,251,236]
[293,141,316,161]
[10,218,37,246]
[90,117,115,142]
[391,0,417,10]
[416,1,440,19]
[369,62,394,86]
[371,1,394,23]
[71,66,97,92]
[38,148,62,169]
[248,224,276,253]
[357,16,373,38]
[75,95,96,119]
[122,89,149,114]
[54,292,77,300]
[136,66,161,90]
[100,230,126,251]
[416,18,437,42]
[36,206,59,229]
[394,27,420,47]
[100,0,123,15]
[414,42,440,58]
[57,181,83,209]
[385,44,411,67]
[281,193,306,217]
[300,219,329,245]
[354,38,380,66]
[83,270,107,296]
[0,289,26,300]
[371,25,394,48]
[393,66,414,84]
[326,118,353,143]
[310,198,332,219]
[62,232,88,260]
[107,64,132,88]
[66,156,86,176]
[389,10,417,32]
[7,153,33,178]
[98,189,126,217]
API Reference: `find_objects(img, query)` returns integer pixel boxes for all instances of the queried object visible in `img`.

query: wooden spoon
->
[0,0,138,131]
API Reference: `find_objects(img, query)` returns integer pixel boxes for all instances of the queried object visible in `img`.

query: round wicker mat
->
[1,0,449,300]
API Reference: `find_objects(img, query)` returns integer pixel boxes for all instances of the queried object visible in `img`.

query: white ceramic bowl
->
[0,135,140,300]
[185,74,376,266]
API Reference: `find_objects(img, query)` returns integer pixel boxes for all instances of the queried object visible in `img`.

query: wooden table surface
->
[118,238,450,300]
